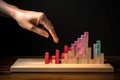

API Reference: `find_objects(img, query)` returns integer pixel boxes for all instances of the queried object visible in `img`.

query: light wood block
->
[10,58,114,72]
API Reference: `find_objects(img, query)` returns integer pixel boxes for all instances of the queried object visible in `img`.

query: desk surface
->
[0,56,120,80]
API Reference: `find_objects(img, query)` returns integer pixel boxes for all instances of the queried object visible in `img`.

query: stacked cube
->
[45,31,104,64]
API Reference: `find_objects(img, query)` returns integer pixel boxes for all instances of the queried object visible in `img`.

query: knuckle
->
[38,12,46,23]
[49,26,54,32]
[40,12,45,16]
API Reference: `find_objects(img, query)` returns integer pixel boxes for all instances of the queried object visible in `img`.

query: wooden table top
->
[0,56,120,80]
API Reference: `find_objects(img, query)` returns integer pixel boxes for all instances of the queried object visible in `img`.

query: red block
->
[55,49,59,64]
[52,55,56,64]
[61,53,65,59]
[52,55,56,60]
[68,47,71,51]
[45,52,49,64]
[64,45,69,53]
[49,59,52,64]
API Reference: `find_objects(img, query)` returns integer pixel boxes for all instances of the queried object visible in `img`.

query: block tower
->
[45,32,104,64]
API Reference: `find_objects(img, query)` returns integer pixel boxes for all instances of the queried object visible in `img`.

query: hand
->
[14,10,59,43]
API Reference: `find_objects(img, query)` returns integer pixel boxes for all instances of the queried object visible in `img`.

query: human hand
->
[14,10,59,43]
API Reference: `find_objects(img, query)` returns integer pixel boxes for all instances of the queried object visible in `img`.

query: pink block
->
[71,44,75,51]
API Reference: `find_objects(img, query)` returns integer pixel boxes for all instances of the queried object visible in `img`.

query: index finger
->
[39,15,59,43]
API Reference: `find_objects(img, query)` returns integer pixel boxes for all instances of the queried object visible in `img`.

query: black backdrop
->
[0,0,119,56]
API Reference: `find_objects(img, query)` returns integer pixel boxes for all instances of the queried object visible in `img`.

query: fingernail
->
[54,38,59,43]
[44,32,49,38]
[45,34,49,38]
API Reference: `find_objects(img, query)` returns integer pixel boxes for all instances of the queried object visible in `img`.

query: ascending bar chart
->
[10,31,114,72]
[60,32,104,64]
[45,32,104,64]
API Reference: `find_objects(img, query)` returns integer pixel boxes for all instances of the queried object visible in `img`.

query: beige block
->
[74,54,80,64]
[77,56,80,64]
[71,50,75,57]
[70,58,75,64]
[64,53,68,60]
[84,55,88,64]
[63,53,69,64]
[68,51,74,59]
[77,55,80,64]
[88,59,91,64]
[67,51,71,59]
[89,59,94,64]
[65,59,69,64]
[72,57,78,64]
[74,56,77,64]
[71,58,75,64]
[52,60,55,64]
[68,59,72,64]
[78,54,82,64]
[61,59,65,64]
[85,49,89,64]
[87,47,92,60]
[100,53,104,64]
[70,59,73,64]
[81,56,86,64]
[96,57,101,64]
[94,53,102,64]
[92,59,95,64]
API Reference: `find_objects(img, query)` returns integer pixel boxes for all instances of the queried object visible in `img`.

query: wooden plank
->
[10,58,114,72]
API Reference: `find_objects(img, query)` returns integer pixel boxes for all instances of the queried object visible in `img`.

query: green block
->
[96,40,101,57]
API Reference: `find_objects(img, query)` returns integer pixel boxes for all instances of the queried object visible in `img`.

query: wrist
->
[9,6,23,20]
[0,0,21,19]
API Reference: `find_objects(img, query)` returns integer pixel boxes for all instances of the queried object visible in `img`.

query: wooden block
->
[61,59,65,64]
[64,53,68,60]
[64,53,68,64]
[96,57,101,64]
[93,44,97,59]
[64,45,69,53]
[71,58,75,64]
[88,59,92,64]
[100,53,104,64]
[87,47,92,60]
[45,52,49,64]
[71,57,77,64]
[10,58,114,72]
[68,51,73,59]
[71,50,75,57]
[52,55,55,64]
[78,55,82,64]
[84,55,88,64]
[84,32,89,48]
[55,49,59,64]
[68,59,71,64]
[61,53,65,64]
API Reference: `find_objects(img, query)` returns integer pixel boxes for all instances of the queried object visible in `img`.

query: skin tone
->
[0,0,59,43]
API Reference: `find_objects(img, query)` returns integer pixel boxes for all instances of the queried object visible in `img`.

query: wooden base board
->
[10,58,114,72]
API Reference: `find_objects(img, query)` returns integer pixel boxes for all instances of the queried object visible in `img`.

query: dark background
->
[0,0,119,56]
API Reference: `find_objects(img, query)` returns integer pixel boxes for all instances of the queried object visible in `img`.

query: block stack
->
[45,32,104,64]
